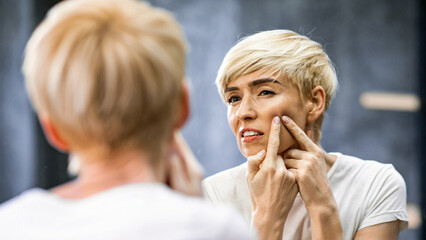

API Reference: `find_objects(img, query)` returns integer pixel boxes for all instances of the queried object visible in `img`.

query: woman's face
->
[225,70,310,158]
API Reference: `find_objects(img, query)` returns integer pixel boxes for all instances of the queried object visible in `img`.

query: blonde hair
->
[216,30,338,142]
[23,0,186,153]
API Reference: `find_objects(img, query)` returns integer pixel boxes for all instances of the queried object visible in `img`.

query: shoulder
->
[124,184,254,239]
[0,188,51,234]
[0,185,254,239]
[204,162,247,182]
[330,153,404,185]
[330,154,408,231]
[202,163,247,203]
[0,188,48,215]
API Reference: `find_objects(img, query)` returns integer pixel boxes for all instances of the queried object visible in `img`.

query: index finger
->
[281,116,317,152]
[264,116,281,166]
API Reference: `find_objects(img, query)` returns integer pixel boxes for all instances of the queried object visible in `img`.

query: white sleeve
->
[202,179,218,202]
[202,176,226,205]
[359,165,409,230]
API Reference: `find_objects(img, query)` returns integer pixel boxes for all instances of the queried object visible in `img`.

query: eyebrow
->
[224,78,282,93]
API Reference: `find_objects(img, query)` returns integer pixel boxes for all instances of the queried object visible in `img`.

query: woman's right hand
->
[166,131,204,197]
[246,116,299,240]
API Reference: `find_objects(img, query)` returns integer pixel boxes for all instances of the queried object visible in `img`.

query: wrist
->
[306,197,339,216]
[304,188,337,214]
[308,203,339,220]
[307,204,343,240]
[252,210,286,240]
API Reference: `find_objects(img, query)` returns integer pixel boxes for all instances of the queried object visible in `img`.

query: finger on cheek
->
[281,115,296,134]
[281,115,312,149]
[281,115,290,124]
[266,117,281,158]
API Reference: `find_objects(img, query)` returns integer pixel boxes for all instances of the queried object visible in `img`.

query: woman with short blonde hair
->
[204,29,408,240]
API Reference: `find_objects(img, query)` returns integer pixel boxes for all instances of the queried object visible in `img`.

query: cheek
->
[227,109,238,135]
[277,116,307,154]
[278,125,296,154]
[266,112,307,154]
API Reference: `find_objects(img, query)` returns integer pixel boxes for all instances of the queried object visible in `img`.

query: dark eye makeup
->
[259,90,276,96]
[227,96,241,104]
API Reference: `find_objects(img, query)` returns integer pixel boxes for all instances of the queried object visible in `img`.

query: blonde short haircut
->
[23,0,186,153]
[216,30,338,142]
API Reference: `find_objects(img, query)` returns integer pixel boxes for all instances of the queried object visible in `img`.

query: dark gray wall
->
[0,0,70,203]
[0,0,36,202]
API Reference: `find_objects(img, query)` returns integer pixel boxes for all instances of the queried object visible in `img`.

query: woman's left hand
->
[281,116,335,212]
[166,131,204,197]
[281,116,343,239]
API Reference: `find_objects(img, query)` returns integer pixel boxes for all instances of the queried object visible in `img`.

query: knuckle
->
[298,169,307,178]
[269,138,279,146]
[306,155,315,162]
[287,149,295,154]
[305,160,313,169]
[247,155,261,163]
[277,169,286,178]
[296,132,305,140]
[285,150,294,158]
[312,148,321,155]
[247,156,256,163]
[315,152,323,159]
[310,154,321,163]
[290,173,297,182]
[263,165,276,174]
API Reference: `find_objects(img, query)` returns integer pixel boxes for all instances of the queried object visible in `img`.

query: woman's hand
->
[281,115,331,210]
[246,116,299,240]
[281,116,343,239]
[166,131,204,197]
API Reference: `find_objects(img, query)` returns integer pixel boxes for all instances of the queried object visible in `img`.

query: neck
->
[317,144,337,172]
[52,148,166,199]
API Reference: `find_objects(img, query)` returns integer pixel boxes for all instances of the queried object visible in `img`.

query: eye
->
[227,96,241,104]
[259,90,275,96]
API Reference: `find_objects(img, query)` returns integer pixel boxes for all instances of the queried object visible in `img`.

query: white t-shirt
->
[202,153,409,240]
[0,183,254,240]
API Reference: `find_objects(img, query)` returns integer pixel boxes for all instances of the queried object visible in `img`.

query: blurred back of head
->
[23,0,187,154]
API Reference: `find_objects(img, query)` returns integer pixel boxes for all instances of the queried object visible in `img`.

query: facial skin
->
[225,70,312,158]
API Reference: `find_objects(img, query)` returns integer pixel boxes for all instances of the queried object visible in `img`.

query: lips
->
[240,128,264,143]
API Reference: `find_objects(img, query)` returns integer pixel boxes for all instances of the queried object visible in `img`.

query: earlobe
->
[306,86,326,123]
[174,80,190,129]
[39,116,70,152]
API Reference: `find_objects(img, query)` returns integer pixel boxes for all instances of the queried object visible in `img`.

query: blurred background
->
[0,0,424,239]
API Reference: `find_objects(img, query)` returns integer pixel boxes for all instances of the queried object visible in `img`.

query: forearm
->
[252,211,286,240]
[308,204,343,240]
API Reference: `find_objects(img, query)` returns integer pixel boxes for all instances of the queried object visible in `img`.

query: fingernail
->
[257,150,265,156]
[274,116,280,125]
[282,116,290,124]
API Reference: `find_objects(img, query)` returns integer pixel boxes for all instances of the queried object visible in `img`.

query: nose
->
[236,97,257,121]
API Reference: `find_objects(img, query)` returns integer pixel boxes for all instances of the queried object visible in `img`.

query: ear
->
[306,86,326,123]
[174,80,190,129]
[39,116,70,152]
